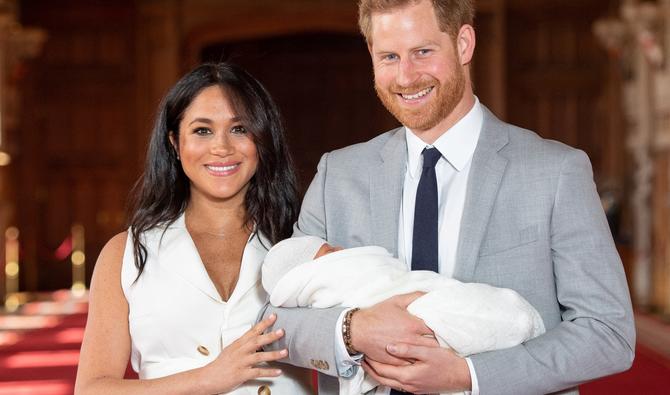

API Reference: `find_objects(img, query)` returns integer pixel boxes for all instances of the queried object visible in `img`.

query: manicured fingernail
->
[275,369,282,375]
[269,313,276,319]
[387,344,397,353]
[280,349,288,356]
[275,328,284,335]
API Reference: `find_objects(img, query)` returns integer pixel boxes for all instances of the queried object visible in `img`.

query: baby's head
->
[262,236,343,294]
[314,243,343,259]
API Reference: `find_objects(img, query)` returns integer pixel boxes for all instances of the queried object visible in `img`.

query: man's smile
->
[398,86,434,101]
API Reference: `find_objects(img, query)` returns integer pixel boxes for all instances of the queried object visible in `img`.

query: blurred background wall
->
[4,0,670,392]
[1,0,669,317]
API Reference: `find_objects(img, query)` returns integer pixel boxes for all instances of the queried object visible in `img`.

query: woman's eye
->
[231,125,247,134]
[194,127,211,136]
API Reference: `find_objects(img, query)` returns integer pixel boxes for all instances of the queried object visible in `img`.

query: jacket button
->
[197,345,210,356]
[258,385,271,395]
[309,358,329,371]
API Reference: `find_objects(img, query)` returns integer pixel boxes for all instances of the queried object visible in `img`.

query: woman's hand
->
[200,313,287,394]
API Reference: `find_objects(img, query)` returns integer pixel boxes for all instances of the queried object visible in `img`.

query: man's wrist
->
[342,307,360,355]
[333,309,362,377]
[465,357,479,394]
[453,355,473,391]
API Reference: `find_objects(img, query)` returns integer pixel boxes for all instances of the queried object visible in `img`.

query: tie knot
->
[422,147,442,169]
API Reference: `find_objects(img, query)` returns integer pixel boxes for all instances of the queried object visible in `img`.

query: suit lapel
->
[370,128,407,256]
[453,107,509,282]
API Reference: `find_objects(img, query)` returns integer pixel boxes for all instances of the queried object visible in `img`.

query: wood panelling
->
[197,6,506,191]
[18,0,138,291]
[10,0,625,293]
[471,0,506,118]
[202,32,397,191]
[505,0,624,189]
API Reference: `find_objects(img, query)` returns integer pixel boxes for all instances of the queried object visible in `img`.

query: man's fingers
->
[413,333,439,347]
[365,357,407,379]
[386,343,428,361]
[362,360,405,391]
[366,354,412,366]
[392,291,426,308]
[387,343,411,358]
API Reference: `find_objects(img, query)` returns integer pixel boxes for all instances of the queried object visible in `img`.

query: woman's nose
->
[210,133,233,156]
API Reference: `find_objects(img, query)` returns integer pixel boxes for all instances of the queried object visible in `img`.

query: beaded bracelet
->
[342,307,360,355]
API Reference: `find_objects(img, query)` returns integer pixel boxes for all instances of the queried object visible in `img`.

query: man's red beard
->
[375,65,465,132]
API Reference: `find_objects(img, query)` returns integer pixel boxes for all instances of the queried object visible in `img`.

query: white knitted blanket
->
[263,246,545,395]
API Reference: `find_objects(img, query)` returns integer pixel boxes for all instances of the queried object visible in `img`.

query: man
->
[263,0,635,394]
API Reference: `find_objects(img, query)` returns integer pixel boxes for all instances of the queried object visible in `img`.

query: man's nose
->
[396,58,419,87]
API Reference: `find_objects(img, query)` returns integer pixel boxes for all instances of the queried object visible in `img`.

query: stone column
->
[594,0,670,312]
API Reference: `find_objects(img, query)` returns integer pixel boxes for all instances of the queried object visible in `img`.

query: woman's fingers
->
[250,349,288,364]
[251,328,284,350]
[247,313,277,337]
[233,314,285,353]
[249,367,283,379]
[235,314,281,346]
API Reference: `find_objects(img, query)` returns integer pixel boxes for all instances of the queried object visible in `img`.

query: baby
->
[263,236,545,395]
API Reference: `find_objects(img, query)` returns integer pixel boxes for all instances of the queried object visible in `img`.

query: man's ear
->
[456,24,476,66]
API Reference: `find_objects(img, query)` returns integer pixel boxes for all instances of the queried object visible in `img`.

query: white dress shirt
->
[335,98,484,394]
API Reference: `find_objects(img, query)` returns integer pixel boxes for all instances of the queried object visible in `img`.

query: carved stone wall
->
[595,0,670,312]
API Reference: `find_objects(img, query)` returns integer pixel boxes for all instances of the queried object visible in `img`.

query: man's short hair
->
[358,0,475,43]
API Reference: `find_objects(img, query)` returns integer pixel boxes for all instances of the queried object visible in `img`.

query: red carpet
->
[0,294,87,394]
[581,343,670,394]
[1,294,668,394]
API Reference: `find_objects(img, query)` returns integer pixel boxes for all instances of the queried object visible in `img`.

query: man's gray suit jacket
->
[262,107,635,395]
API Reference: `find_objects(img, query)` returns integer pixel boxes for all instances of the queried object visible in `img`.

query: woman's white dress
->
[121,214,312,394]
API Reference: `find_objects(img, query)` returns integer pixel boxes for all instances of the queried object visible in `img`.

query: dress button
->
[197,345,210,356]
[257,384,271,395]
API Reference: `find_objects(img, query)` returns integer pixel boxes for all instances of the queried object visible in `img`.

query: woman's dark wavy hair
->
[128,62,299,277]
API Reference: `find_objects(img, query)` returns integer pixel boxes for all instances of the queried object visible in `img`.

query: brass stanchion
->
[4,226,19,312]
[71,224,86,297]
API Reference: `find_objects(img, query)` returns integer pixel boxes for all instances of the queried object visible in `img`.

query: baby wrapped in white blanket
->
[263,236,545,395]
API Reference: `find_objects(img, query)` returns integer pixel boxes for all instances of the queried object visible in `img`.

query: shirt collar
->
[405,97,483,179]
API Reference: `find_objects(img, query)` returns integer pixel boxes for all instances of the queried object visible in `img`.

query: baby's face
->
[313,243,343,259]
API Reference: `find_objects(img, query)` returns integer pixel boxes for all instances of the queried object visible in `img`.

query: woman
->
[75,63,310,394]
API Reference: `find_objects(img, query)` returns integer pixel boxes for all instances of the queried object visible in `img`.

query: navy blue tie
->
[389,148,441,395]
[411,147,441,273]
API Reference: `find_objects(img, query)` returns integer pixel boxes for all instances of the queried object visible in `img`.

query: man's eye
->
[231,125,247,134]
[194,127,211,135]
[418,49,432,56]
[384,54,398,61]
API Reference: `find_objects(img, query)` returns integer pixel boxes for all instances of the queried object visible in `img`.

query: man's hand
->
[350,292,437,365]
[363,343,472,394]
